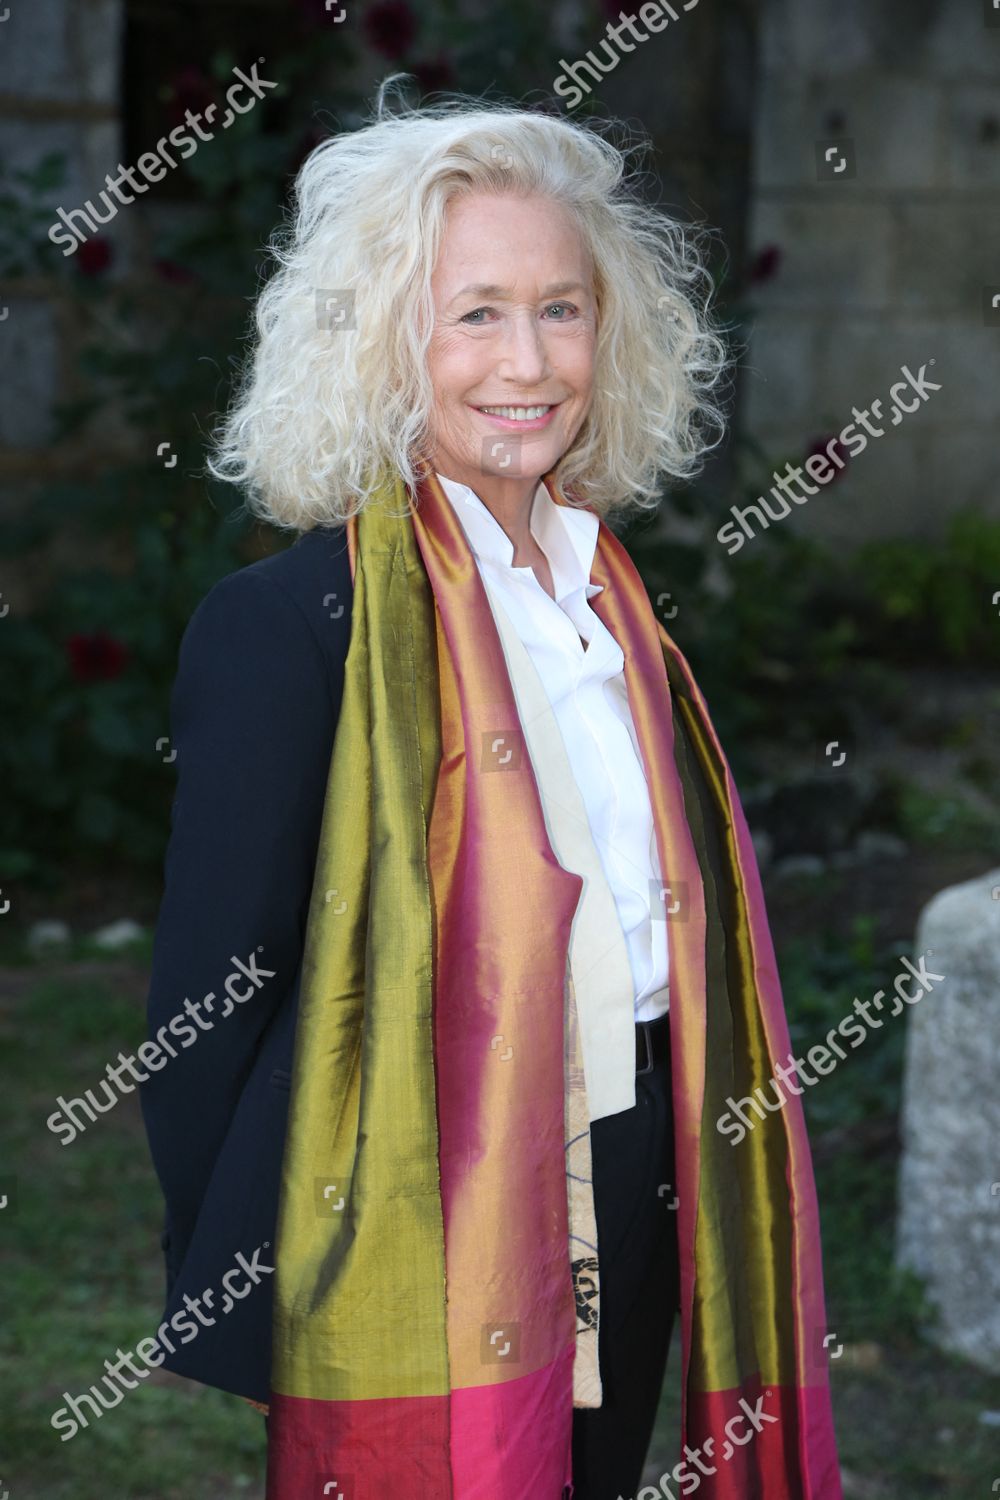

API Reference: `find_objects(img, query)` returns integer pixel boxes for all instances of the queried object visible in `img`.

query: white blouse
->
[436,472,670,1027]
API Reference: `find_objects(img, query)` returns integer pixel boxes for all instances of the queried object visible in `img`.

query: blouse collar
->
[434,471,603,605]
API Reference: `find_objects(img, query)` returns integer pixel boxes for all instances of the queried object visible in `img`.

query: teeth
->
[477,405,552,421]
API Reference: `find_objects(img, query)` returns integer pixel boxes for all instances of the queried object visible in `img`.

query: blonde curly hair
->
[208,75,730,530]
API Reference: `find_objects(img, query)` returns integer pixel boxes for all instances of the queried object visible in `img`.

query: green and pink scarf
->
[264,462,842,1498]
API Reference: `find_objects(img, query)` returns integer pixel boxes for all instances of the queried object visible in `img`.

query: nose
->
[495,310,552,387]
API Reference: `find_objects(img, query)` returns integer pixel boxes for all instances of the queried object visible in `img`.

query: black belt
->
[635,1010,670,1075]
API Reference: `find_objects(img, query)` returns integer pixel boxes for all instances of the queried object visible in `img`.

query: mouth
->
[469,401,562,430]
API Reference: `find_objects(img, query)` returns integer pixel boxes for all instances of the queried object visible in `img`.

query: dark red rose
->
[163,65,217,130]
[153,258,198,286]
[67,633,129,682]
[749,244,783,284]
[806,435,849,482]
[76,237,113,276]
[362,1,418,58]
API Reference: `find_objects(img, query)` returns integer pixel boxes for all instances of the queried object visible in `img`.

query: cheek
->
[555,332,595,394]
[427,362,464,433]
[427,352,478,439]
[428,330,482,394]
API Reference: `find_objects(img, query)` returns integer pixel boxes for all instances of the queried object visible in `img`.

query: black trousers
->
[569,1034,679,1500]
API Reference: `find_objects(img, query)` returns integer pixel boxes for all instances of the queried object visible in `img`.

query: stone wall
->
[744,0,1000,541]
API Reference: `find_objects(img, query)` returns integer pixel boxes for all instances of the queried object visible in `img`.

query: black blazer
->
[139,525,353,1405]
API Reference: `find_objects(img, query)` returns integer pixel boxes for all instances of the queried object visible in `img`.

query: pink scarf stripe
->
[410,472,584,1492]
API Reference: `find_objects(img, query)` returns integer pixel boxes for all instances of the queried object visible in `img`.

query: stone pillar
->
[0,0,123,506]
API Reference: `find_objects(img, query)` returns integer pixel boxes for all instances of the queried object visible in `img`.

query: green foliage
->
[778,916,934,1347]
[853,508,1000,664]
[627,470,1000,772]
[624,471,889,768]
[888,775,998,852]
[779,914,908,1135]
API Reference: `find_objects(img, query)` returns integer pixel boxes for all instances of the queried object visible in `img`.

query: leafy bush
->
[627,481,1000,769]
[853,508,1000,665]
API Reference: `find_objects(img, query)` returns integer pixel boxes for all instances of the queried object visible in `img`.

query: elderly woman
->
[140,82,842,1500]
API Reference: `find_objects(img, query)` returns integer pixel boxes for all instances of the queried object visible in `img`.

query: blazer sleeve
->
[139,563,343,1286]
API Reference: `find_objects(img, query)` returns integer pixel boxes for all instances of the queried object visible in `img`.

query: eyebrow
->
[448,280,588,305]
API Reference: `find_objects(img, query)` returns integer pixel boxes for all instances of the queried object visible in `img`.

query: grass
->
[1,924,997,1498]
[0,961,266,1499]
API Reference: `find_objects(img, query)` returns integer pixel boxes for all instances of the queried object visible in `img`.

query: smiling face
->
[423,190,597,504]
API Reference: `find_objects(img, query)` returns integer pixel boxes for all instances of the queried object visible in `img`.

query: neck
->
[429,461,547,555]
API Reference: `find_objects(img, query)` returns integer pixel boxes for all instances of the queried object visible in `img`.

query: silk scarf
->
[264,463,843,1499]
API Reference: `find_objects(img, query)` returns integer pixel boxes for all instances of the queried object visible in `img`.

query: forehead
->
[432,191,592,292]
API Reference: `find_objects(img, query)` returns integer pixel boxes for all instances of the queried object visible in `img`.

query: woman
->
[140,80,842,1500]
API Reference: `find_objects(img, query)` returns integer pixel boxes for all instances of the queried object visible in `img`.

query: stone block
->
[755,71,948,192]
[0,0,71,102]
[739,315,821,433]
[811,316,996,429]
[896,865,1000,1374]
[747,195,893,311]
[759,0,874,77]
[892,201,1000,312]
[946,83,1000,188]
[761,0,996,81]
[74,0,122,107]
[924,0,1000,81]
[0,0,121,105]
[911,423,1000,522]
[0,298,59,449]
